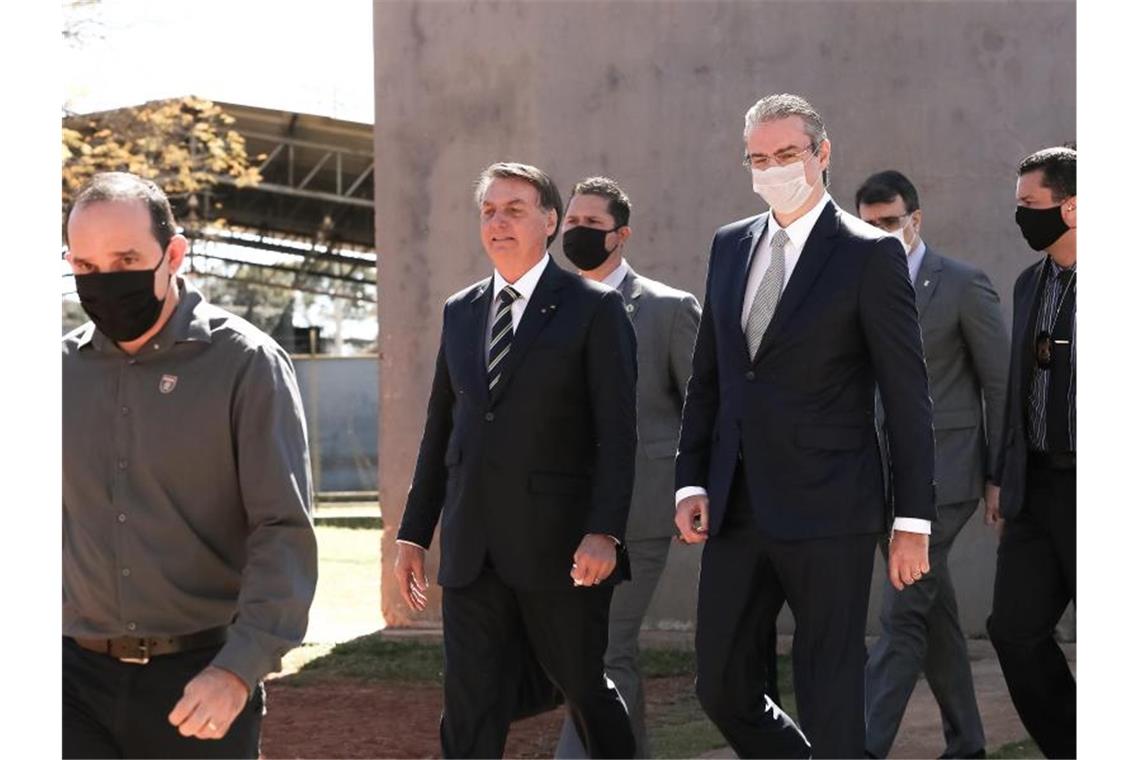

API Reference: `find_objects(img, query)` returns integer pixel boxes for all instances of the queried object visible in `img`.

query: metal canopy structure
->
[210,101,375,254]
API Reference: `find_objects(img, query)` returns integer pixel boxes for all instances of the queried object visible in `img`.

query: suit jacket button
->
[745,371,756,381]
[484,412,495,422]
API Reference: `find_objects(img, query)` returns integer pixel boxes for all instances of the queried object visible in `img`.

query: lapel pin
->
[923,279,930,287]
[626,304,635,313]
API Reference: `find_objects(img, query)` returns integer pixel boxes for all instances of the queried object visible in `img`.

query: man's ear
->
[616,226,632,246]
[911,209,923,237]
[1061,196,1077,228]
[167,234,189,273]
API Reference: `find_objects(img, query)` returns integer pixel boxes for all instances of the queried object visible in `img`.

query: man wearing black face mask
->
[61,172,317,759]
[555,177,701,758]
[988,147,1077,759]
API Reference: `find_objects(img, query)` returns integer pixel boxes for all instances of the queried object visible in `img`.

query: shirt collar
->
[493,252,550,303]
[907,239,928,284]
[765,191,832,252]
[601,258,630,290]
[85,277,214,353]
[1047,257,1076,277]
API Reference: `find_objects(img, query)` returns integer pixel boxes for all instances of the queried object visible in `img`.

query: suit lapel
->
[489,261,566,403]
[913,248,943,322]
[732,215,768,361]
[465,279,493,405]
[619,266,643,321]
[1013,257,1049,395]
[752,202,840,364]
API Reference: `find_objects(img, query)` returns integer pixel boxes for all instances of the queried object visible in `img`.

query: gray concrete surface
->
[374,0,1076,631]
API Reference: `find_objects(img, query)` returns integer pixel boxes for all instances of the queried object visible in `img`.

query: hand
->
[570,534,617,586]
[167,665,250,740]
[674,494,709,544]
[395,542,429,612]
[888,530,930,591]
[983,482,1004,536]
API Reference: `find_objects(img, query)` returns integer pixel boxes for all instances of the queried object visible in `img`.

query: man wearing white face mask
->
[675,94,935,758]
[857,170,1008,760]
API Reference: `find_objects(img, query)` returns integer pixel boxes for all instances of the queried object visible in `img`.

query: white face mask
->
[887,215,914,254]
[751,160,817,215]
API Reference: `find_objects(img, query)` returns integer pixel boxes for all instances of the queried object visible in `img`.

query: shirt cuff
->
[396,539,426,550]
[675,486,708,507]
[892,517,932,535]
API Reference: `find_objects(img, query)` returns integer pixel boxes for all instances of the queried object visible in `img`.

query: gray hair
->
[743,93,828,147]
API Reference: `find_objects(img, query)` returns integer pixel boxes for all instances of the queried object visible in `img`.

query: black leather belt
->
[70,626,227,664]
[1028,451,1076,470]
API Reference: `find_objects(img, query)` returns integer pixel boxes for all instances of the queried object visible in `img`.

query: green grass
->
[283,633,444,686]
[305,526,383,643]
[990,738,1043,759]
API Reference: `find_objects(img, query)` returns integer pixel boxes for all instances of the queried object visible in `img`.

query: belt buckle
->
[119,639,150,665]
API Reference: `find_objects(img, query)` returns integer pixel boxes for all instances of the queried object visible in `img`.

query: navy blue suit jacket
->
[675,201,936,539]
[398,260,638,589]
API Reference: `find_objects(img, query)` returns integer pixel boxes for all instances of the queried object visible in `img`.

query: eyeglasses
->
[742,143,819,171]
[864,214,912,233]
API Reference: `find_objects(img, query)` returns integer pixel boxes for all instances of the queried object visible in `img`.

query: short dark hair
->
[1018,147,1077,202]
[569,176,632,228]
[474,162,563,247]
[855,170,921,214]
[66,171,178,251]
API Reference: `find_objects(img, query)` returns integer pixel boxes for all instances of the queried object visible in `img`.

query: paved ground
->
[695,635,1076,759]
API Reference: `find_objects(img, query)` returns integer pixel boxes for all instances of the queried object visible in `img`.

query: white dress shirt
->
[907,239,928,285]
[601,258,630,291]
[677,196,931,536]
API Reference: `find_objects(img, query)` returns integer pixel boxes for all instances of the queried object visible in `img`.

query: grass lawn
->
[303,525,383,644]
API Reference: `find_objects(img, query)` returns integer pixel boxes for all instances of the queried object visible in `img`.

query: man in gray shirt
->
[62,172,318,758]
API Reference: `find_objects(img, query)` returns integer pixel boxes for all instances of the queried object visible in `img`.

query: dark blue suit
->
[677,200,935,758]
[399,260,638,757]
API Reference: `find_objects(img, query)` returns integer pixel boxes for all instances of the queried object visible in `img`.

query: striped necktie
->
[745,228,789,358]
[488,285,520,391]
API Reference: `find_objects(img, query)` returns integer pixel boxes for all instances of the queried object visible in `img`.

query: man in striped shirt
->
[989,146,1077,759]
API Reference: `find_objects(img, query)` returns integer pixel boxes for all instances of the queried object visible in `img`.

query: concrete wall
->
[374,0,1075,632]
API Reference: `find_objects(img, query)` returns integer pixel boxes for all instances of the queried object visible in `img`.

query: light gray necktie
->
[745,228,789,358]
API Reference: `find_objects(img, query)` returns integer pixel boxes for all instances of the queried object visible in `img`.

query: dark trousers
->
[62,638,263,759]
[988,462,1076,759]
[440,567,635,758]
[865,499,986,758]
[695,469,878,759]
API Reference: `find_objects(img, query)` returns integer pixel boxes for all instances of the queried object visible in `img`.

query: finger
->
[595,560,615,583]
[411,562,429,593]
[888,557,905,591]
[675,509,699,543]
[697,502,709,533]
[177,703,213,738]
[168,688,200,727]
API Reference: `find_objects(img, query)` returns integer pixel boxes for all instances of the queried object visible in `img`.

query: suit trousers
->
[62,638,263,759]
[988,462,1076,759]
[440,566,634,759]
[695,466,878,759]
[554,537,671,759]
[865,499,986,758]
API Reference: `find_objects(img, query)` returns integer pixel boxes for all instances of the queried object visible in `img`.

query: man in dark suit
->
[553,177,701,758]
[989,147,1077,760]
[674,93,935,759]
[393,162,638,758]
[857,170,1008,759]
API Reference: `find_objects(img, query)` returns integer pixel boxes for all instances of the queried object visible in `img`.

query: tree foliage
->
[62,96,261,213]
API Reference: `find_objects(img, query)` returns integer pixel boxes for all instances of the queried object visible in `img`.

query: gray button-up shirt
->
[62,278,318,690]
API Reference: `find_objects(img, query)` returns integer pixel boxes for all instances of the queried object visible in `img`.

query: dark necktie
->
[488,285,520,392]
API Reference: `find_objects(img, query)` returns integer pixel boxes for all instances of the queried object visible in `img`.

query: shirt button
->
[121,568,131,577]
[126,622,137,632]
[117,459,128,470]
[484,412,495,422]
[745,371,756,381]
[117,513,127,523]
[153,343,160,350]
[120,406,129,416]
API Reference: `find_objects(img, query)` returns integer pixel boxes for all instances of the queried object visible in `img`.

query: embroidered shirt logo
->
[159,374,178,394]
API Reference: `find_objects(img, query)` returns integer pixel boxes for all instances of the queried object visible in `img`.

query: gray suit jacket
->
[618,266,701,539]
[906,247,1010,506]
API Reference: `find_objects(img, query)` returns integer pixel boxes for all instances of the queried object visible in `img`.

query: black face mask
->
[562,225,620,271]
[1015,203,1071,251]
[74,247,170,342]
